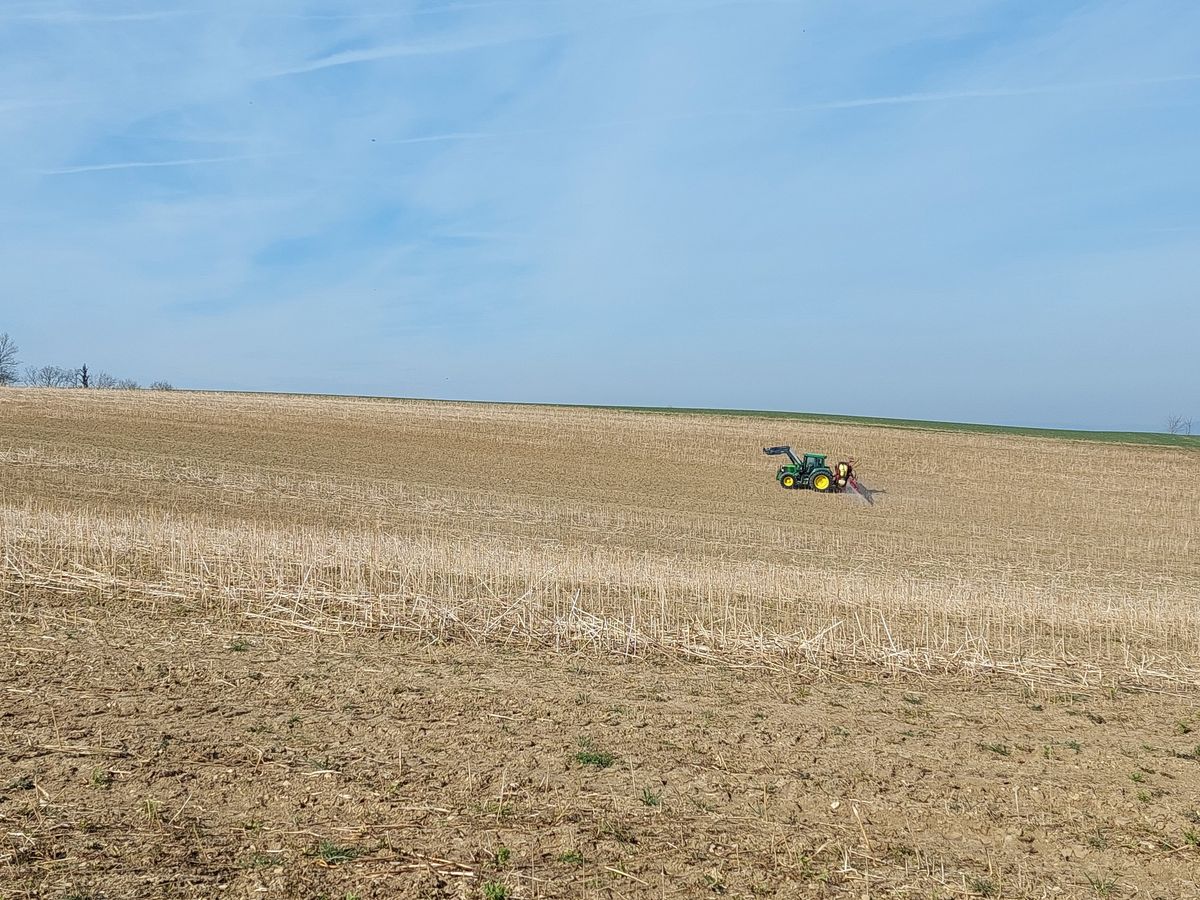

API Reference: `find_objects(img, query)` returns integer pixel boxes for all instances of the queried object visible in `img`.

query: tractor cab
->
[801,453,827,473]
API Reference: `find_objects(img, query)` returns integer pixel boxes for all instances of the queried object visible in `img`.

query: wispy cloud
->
[0,97,79,113]
[335,72,1200,145]
[263,2,787,79]
[262,1,572,20]
[22,69,1200,177]
[36,154,274,176]
[265,29,565,79]
[34,138,490,178]
[378,132,495,146]
[798,72,1200,112]
[0,9,201,24]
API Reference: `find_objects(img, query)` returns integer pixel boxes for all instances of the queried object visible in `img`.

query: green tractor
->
[763,446,871,501]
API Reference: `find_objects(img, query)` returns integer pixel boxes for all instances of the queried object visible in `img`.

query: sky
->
[1,0,1197,430]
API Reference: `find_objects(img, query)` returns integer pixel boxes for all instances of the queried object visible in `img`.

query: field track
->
[2,389,1199,898]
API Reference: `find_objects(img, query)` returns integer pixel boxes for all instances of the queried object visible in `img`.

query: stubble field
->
[1,389,1198,899]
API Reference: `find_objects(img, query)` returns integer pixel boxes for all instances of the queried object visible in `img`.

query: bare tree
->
[148,381,175,391]
[0,342,147,392]
[23,364,77,387]
[0,333,19,385]
[92,371,141,390]
[1167,415,1193,436]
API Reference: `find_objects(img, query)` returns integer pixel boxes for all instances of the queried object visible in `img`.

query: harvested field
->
[2,389,1199,898]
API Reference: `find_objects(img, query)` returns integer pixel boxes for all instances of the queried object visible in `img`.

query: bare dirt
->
[4,593,1198,899]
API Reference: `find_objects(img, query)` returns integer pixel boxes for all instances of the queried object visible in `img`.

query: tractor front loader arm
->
[763,446,801,467]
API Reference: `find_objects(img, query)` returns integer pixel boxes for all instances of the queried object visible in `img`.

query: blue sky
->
[1,0,1197,430]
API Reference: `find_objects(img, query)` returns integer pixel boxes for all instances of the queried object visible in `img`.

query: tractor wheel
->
[780,474,797,489]
[811,471,834,492]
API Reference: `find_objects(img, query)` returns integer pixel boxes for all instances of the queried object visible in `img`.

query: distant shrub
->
[93,372,140,390]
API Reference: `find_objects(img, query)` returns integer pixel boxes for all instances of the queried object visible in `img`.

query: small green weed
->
[228,638,250,652]
[245,851,281,869]
[1086,873,1117,897]
[575,736,615,768]
[640,787,662,807]
[1177,721,1193,735]
[702,870,726,893]
[967,875,998,897]
[315,840,361,865]
[558,849,584,864]
[980,743,1011,757]
[576,748,615,767]
[1066,739,1082,753]
[1182,829,1199,847]
[9,774,34,791]
[1130,771,1146,784]
[599,819,637,844]
[494,846,511,866]
[483,881,511,900]
[91,769,113,789]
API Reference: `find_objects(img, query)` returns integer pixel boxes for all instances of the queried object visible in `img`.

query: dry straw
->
[1,388,1197,688]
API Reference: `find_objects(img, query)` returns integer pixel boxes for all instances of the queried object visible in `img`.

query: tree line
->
[0,332,173,391]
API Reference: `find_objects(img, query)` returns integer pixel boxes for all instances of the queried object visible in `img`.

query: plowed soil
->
[4,594,1198,899]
